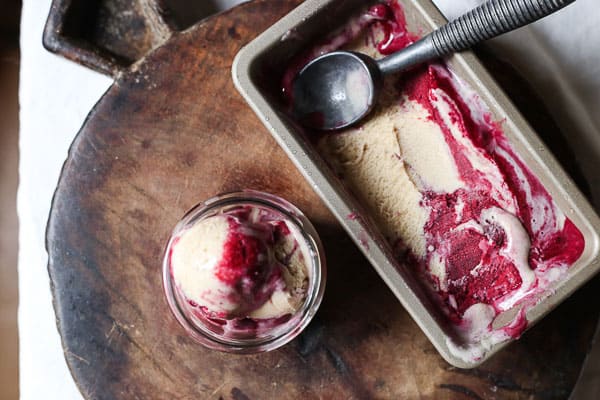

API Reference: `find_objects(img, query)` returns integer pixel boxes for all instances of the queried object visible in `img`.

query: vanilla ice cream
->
[169,205,311,331]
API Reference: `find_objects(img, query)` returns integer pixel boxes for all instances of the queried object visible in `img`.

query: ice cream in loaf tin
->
[282,0,585,361]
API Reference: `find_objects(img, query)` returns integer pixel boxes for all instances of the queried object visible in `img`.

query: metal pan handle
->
[43,0,177,77]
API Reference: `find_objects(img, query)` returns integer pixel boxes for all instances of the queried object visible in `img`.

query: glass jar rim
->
[162,189,326,353]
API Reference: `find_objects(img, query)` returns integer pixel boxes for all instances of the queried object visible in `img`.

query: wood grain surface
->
[46,1,599,399]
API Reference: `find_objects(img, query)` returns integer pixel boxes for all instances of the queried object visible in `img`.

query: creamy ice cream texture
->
[286,1,585,361]
[170,206,310,326]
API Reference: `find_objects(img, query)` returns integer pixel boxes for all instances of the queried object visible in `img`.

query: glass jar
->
[163,190,326,353]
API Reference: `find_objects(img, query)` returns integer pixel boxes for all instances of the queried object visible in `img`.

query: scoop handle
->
[430,0,576,55]
[377,0,576,75]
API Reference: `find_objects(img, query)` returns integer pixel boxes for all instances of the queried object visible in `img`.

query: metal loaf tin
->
[232,0,600,368]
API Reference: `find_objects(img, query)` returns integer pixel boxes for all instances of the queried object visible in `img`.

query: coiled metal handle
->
[430,0,576,55]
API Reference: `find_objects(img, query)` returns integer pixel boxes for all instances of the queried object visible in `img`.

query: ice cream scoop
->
[292,0,576,130]
[171,213,278,318]
[163,191,326,353]
[170,210,308,320]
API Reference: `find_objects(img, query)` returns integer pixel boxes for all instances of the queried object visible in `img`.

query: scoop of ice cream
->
[170,208,309,321]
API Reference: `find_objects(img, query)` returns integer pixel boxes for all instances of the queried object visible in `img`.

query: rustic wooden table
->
[45,1,599,399]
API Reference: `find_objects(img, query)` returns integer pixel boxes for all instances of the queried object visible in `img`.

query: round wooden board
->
[46,1,599,399]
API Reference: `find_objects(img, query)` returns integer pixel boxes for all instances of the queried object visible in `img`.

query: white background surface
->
[19,0,600,399]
